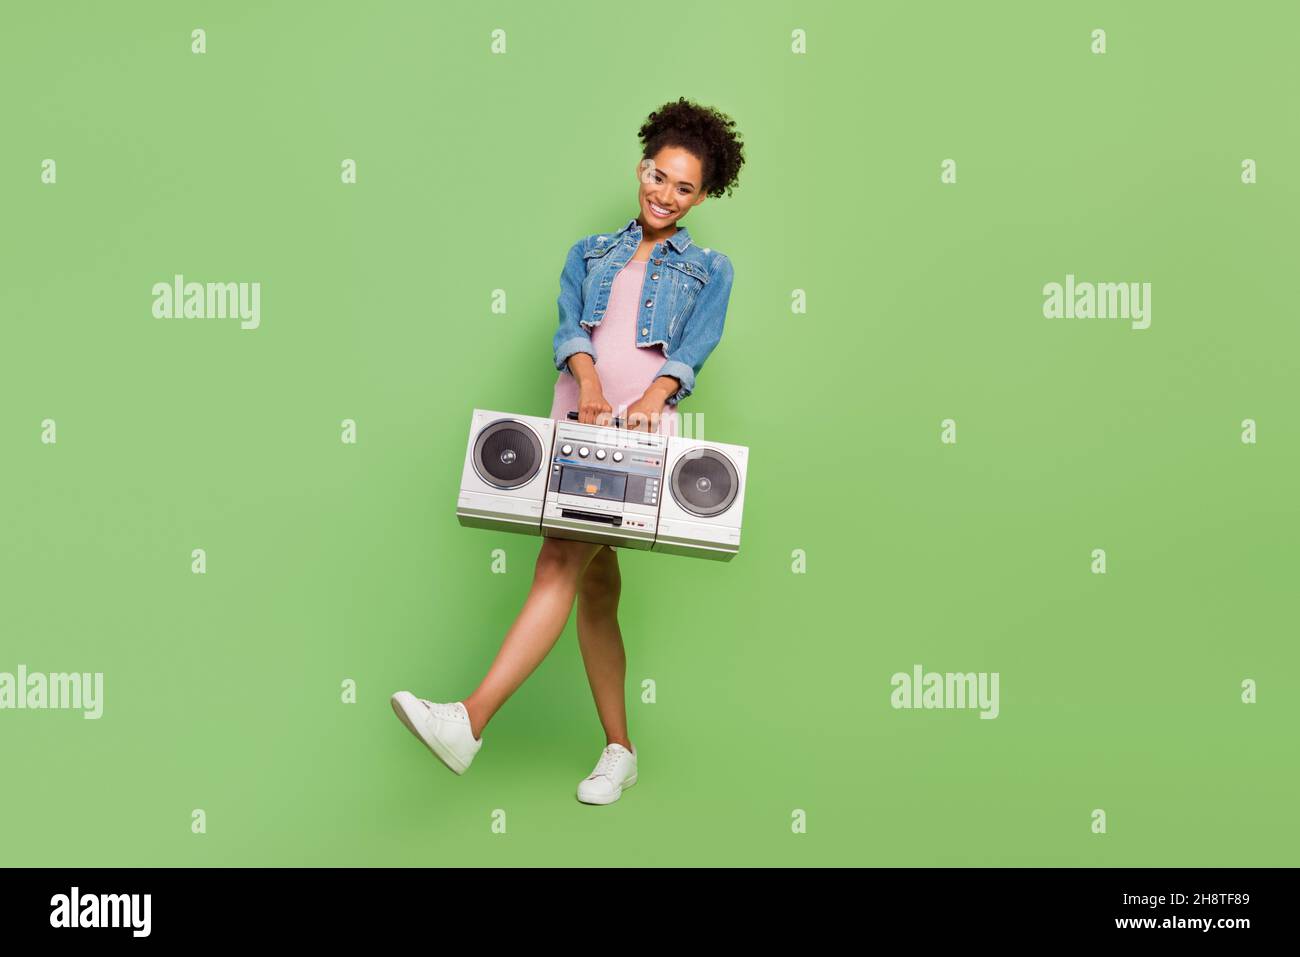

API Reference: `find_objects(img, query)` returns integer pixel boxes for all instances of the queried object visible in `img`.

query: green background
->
[1,1,1296,866]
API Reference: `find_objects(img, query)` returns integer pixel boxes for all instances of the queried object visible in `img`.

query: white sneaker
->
[390,691,483,775]
[576,743,638,805]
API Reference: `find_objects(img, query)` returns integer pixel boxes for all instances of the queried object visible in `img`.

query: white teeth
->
[651,203,672,216]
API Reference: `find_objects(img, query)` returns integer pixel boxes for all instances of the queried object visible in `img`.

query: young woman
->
[392,97,744,804]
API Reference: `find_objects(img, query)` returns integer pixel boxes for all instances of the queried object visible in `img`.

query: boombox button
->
[578,446,589,457]
[612,451,623,462]
[595,449,606,460]
[561,444,572,455]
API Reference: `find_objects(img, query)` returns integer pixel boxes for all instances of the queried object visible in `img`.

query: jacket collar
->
[612,216,693,254]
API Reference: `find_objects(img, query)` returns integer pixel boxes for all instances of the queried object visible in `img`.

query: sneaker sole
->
[577,772,638,805]
[390,692,471,775]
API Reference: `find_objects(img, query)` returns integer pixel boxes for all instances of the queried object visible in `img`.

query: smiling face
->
[636,145,709,231]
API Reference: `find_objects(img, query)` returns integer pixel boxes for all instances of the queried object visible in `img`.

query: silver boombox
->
[457,408,748,561]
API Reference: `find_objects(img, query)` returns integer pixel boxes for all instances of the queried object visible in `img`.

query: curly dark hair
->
[638,97,745,200]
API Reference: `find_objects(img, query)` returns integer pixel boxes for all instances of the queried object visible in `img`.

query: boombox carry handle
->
[566,410,627,428]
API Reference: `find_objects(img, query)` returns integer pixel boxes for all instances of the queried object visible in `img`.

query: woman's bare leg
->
[575,545,632,750]
[460,536,605,739]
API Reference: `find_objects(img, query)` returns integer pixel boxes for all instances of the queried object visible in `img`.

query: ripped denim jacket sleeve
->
[654,253,734,405]
[552,239,595,375]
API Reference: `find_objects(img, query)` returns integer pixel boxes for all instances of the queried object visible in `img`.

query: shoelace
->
[419,699,465,722]
[588,746,628,781]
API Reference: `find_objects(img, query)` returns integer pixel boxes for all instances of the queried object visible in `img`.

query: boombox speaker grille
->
[473,419,543,489]
[669,448,739,518]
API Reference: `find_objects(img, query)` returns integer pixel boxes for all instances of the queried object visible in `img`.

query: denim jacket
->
[552,216,734,406]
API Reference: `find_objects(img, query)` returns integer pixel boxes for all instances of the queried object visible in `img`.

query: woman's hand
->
[624,393,670,433]
[577,381,614,426]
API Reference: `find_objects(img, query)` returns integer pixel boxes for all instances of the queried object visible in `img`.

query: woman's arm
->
[553,239,597,375]
[642,375,682,403]
[653,253,735,405]
[552,239,613,424]
[565,352,600,390]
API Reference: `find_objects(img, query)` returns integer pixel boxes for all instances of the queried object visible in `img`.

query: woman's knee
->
[535,536,603,580]
[578,546,621,605]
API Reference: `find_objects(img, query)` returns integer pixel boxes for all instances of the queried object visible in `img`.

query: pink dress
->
[550,257,681,436]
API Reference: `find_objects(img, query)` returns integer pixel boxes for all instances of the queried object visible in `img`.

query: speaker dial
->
[668,448,739,518]
[472,419,544,489]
